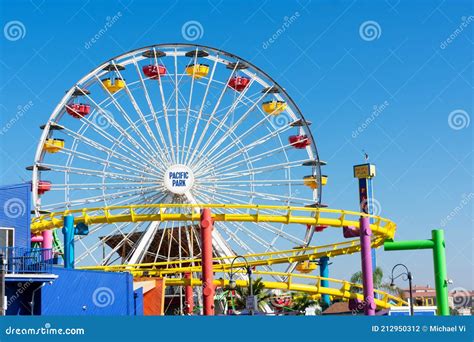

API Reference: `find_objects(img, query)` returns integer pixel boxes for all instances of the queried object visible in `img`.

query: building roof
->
[322,302,351,315]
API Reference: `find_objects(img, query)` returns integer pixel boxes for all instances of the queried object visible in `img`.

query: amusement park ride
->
[26,43,449,316]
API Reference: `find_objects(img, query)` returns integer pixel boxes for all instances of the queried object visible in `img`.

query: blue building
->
[0,183,142,315]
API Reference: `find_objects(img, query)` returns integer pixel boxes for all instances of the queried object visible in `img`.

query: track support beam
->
[200,208,215,315]
[360,216,376,315]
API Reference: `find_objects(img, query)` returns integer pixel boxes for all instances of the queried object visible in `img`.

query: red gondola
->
[142,65,167,79]
[228,76,250,92]
[66,103,90,118]
[288,135,310,149]
[37,181,52,195]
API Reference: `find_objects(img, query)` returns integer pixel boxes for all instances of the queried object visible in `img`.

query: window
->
[0,227,14,248]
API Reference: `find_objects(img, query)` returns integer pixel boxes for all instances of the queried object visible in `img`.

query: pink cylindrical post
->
[360,216,376,315]
[200,208,215,316]
[184,272,194,315]
[42,230,53,260]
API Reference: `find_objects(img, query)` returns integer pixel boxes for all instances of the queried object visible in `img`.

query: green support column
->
[383,229,449,316]
[432,229,449,316]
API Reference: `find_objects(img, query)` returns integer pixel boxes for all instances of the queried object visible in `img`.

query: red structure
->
[66,103,91,118]
[142,65,167,79]
[228,76,250,91]
[289,135,310,149]
[200,208,215,315]
[37,181,52,195]
[184,272,194,315]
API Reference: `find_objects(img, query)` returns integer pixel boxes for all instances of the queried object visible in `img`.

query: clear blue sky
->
[0,0,472,289]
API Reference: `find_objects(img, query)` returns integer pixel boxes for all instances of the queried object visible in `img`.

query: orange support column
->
[184,272,194,315]
[200,208,215,315]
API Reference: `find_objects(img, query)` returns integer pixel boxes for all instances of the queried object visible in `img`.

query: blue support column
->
[319,256,330,306]
[62,215,75,269]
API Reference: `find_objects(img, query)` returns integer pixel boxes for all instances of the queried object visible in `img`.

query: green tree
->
[349,267,402,296]
[290,293,319,315]
[230,277,271,311]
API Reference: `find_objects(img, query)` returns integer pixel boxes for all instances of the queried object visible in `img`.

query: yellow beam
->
[162,270,407,309]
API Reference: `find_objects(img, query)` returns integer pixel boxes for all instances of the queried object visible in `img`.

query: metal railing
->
[0,247,53,274]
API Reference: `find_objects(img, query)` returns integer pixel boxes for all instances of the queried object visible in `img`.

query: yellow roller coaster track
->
[31,204,404,309]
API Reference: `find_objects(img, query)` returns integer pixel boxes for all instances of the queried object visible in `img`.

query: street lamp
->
[390,263,414,316]
[229,255,255,315]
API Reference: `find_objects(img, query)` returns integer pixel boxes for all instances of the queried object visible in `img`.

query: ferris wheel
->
[30,44,325,268]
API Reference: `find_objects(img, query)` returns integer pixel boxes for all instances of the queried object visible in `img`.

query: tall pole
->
[384,229,450,316]
[0,253,5,316]
[360,216,375,315]
[200,208,215,315]
[62,215,75,269]
[408,272,414,316]
[319,256,330,306]
[353,163,377,271]
[432,230,449,316]
[184,272,194,315]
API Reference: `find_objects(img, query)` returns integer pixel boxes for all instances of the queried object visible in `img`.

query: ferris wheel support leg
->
[360,216,376,315]
[200,208,215,316]
[184,272,194,315]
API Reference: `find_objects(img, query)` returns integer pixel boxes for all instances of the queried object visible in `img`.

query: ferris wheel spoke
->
[183,56,220,165]
[195,114,292,171]
[184,58,238,165]
[58,125,160,174]
[83,83,161,164]
[112,62,170,164]
[155,52,176,164]
[41,163,158,182]
[187,79,259,166]
[201,139,293,177]
[54,145,162,179]
[131,58,173,164]
[196,159,308,180]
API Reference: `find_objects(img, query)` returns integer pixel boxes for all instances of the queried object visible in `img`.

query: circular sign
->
[164,164,194,195]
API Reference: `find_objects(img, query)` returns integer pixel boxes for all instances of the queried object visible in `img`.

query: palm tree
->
[349,267,402,296]
[230,277,272,312]
[290,293,320,315]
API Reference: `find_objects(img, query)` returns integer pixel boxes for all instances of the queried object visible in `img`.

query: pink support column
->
[200,208,215,316]
[184,272,194,315]
[42,230,53,260]
[360,216,376,315]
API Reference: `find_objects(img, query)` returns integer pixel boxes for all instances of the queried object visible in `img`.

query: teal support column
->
[383,229,449,316]
[319,256,330,306]
[432,230,449,316]
[62,215,75,269]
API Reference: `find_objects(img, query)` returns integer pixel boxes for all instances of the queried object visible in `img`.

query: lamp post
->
[228,255,255,315]
[390,263,414,316]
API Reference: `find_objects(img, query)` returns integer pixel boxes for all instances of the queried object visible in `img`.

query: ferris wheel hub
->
[164,164,194,195]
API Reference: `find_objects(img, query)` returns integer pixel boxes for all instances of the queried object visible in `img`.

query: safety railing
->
[0,247,53,274]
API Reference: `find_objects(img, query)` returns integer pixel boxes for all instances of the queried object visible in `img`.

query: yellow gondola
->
[296,261,317,274]
[44,139,65,153]
[185,64,209,79]
[101,78,126,94]
[262,100,287,115]
[303,175,328,189]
